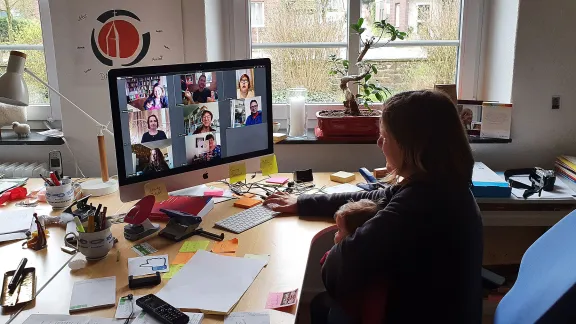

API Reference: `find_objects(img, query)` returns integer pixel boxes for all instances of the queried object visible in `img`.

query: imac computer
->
[108,58,273,202]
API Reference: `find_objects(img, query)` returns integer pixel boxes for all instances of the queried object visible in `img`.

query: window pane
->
[0,0,49,104]
[362,0,461,41]
[364,46,458,94]
[250,0,348,44]
[253,48,346,103]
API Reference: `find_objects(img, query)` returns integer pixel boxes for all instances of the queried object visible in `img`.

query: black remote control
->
[136,294,189,324]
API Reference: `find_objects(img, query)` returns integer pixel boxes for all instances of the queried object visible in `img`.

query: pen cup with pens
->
[65,204,114,260]
[42,172,74,209]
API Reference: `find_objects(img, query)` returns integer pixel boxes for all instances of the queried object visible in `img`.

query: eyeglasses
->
[250,105,258,109]
[240,80,249,84]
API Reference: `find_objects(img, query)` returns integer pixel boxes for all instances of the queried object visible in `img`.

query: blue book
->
[471,162,511,198]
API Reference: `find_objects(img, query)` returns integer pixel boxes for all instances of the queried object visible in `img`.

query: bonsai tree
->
[329,18,406,116]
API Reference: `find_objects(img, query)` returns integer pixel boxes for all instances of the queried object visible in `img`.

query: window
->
[247,0,483,105]
[0,0,55,120]
[251,2,265,28]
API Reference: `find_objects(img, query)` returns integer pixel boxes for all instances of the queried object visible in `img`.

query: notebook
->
[69,277,116,313]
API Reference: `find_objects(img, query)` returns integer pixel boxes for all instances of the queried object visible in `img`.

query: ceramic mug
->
[64,221,114,260]
[273,122,281,132]
[45,182,74,209]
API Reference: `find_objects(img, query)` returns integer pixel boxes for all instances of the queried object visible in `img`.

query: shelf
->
[0,130,64,146]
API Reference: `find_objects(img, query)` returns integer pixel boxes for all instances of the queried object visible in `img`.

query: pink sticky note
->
[266,177,289,185]
[265,289,298,309]
[204,189,224,197]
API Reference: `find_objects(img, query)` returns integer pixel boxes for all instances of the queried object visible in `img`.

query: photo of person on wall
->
[129,109,172,145]
[182,73,218,104]
[236,70,255,99]
[143,148,170,174]
[245,97,263,126]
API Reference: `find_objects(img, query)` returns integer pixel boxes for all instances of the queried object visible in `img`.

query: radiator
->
[0,162,49,178]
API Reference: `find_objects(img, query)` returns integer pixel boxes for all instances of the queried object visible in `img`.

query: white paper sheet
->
[0,209,33,235]
[224,312,270,324]
[480,104,512,139]
[156,250,267,314]
[128,255,169,277]
[510,176,576,199]
[22,314,121,324]
[323,184,363,194]
[132,312,204,324]
[70,277,116,312]
[0,231,28,243]
[114,295,143,319]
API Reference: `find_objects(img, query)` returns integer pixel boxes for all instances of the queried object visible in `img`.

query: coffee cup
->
[64,221,114,260]
[45,182,74,209]
[273,122,281,133]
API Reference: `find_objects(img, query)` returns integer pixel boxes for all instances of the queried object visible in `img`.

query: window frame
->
[232,0,486,124]
[250,1,265,28]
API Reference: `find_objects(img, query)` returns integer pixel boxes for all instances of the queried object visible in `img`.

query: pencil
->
[87,215,95,233]
[101,207,108,230]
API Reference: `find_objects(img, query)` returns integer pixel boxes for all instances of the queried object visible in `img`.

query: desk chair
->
[494,209,576,324]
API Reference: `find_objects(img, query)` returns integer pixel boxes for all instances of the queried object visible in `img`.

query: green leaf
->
[342,60,349,69]
[358,17,364,27]
[364,102,369,109]
[329,70,337,75]
[372,65,378,74]
[356,94,364,98]
[351,24,359,32]
[365,74,372,81]
[375,93,383,102]
[358,28,366,34]
[364,87,370,96]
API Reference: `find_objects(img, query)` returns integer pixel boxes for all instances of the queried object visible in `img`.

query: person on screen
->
[193,109,217,134]
[245,100,262,125]
[148,83,168,109]
[184,74,217,103]
[203,133,221,161]
[460,108,473,130]
[237,74,255,99]
[143,98,154,110]
[141,114,168,143]
[143,148,170,174]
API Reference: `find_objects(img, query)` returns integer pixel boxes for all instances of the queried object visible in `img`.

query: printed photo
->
[128,109,172,145]
[230,99,246,128]
[185,132,222,164]
[131,143,173,176]
[125,75,169,111]
[236,69,255,99]
[182,102,220,135]
[244,96,263,126]
[457,102,482,131]
[181,72,218,104]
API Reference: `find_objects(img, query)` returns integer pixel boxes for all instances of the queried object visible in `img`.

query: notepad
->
[69,277,116,313]
[0,209,33,235]
[224,312,270,324]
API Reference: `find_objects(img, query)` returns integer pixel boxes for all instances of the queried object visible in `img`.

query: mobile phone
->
[49,150,63,178]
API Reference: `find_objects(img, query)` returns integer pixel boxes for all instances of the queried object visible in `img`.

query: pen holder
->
[45,182,74,209]
[65,221,113,261]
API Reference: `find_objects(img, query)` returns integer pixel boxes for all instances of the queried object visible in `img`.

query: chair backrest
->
[494,209,576,324]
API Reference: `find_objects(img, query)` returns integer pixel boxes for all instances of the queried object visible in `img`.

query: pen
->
[87,215,95,233]
[94,204,102,231]
[40,174,54,186]
[101,207,108,230]
[50,171,61,186]
[8,258,27,293]
[73,216,85,233]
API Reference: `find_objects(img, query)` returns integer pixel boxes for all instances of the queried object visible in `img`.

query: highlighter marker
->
[73,216,85,233]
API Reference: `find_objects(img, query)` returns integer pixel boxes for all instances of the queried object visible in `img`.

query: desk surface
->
[2,173,576,323]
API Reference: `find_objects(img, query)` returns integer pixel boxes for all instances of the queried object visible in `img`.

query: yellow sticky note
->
[179,240,210,253]
[260,154,279,176]
[144,181,169,202]
[229,162,246,184]
[162,264,184,279]
[211,238,239,253]
[172,252,195,264]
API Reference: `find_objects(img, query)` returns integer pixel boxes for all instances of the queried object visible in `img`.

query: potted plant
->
[316,18,406,139]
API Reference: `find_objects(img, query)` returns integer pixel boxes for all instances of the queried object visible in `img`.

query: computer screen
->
[108,59,273,202]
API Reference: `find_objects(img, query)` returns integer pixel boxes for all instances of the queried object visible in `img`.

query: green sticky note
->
[260,155,279,176]
[179,240,210,253]
[162,264,185,279]
[229,162,247,184]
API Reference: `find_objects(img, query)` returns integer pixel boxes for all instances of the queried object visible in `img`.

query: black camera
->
[504,167,556,198]
[531,167,556,192]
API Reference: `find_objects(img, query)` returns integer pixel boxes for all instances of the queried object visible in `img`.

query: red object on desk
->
[0,187,27,205]
[150,196,214,221]
[124,195,155,225]
[49,172,61,186]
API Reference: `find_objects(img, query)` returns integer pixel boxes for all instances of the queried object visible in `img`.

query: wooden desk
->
[2,174,576,323]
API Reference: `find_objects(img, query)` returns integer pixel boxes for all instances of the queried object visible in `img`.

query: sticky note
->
[229,162,246,184]
[180,240,210,253]
[144,181,169,202]
[204,188,224,197]
[234,197,262,209]
[260,154,279,176]
[211,238,239,253]
[266,177,289,185]
[244,254,270,266]
[215,252,236,257]
[162,264,184,279]
[172,252,195,264]
[265,289,298,309]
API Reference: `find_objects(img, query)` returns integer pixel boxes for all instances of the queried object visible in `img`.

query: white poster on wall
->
[70,0,184,86]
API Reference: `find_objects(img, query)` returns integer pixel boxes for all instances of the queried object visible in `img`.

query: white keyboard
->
[215,205,280,234]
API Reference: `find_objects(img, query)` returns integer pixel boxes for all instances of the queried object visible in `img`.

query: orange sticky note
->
[212,238,239,253]
[234,197,262,209]
[215,252,237,257]
[172,252,195,264]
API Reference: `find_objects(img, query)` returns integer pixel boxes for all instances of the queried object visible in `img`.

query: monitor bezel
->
[107,58,274,187]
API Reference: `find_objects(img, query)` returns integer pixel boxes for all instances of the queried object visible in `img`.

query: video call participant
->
[149,83,168,109]
[245,100,262,125]
[141,114,168,143]
[237,74,255,99]
[203,133,221,161]
[184,74,218,104]
[143,148,170,174]
[193,109,217,134]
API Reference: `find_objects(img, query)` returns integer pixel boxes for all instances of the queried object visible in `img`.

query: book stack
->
[555,155,576,183]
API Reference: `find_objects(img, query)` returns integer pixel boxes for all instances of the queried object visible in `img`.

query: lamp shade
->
[0,51,29,106]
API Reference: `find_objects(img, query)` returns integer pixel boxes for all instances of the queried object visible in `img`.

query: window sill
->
[0,129,64,146]
[274,129,512,145]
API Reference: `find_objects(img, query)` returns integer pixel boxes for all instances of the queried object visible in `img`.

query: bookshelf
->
[126,76,164,102]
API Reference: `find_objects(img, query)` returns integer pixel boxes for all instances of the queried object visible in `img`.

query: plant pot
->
[316,109,381,138]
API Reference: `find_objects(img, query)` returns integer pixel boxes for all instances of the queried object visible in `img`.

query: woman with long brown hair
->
[143,148,170,174]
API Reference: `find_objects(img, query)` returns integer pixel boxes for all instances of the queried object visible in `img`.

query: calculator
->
[136,294,189,324]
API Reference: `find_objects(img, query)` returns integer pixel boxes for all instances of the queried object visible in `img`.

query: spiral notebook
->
[69,277,116,313]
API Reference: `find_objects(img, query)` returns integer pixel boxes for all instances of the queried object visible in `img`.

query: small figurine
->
[12,122,31,138]
[25,213,47,250]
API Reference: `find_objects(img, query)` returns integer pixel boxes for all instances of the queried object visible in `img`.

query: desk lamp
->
[0,51,118,196]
